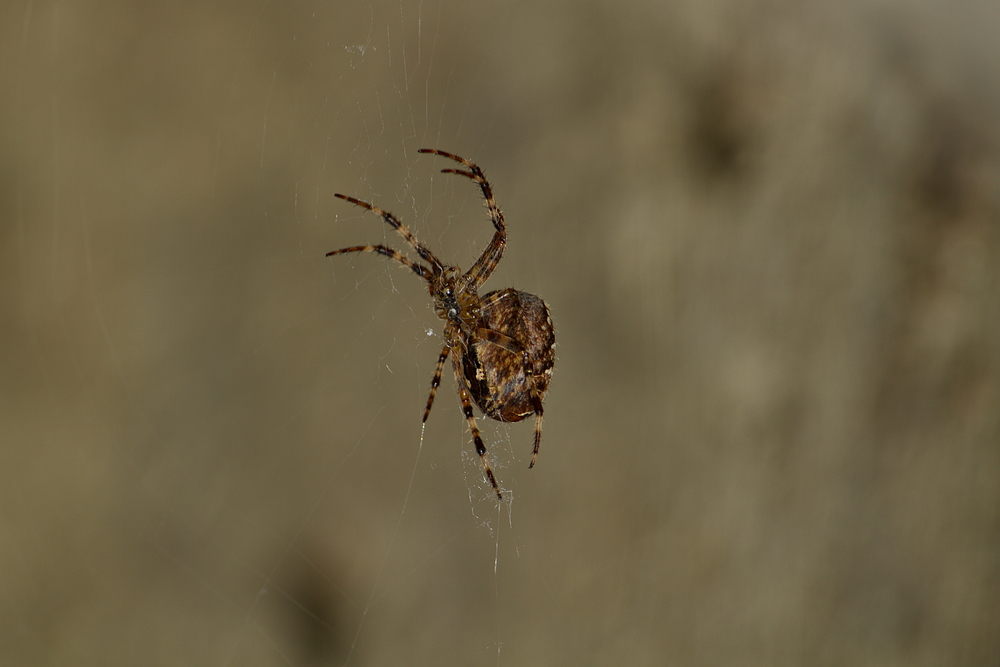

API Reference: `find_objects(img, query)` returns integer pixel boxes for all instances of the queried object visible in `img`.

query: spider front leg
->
[451,347,503,499]
[327,244,431,281]
[418,148,506,290]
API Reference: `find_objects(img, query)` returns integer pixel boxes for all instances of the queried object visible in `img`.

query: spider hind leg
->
[451,348,503,499]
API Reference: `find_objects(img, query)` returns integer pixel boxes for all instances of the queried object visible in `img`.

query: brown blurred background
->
[2,0,998,665]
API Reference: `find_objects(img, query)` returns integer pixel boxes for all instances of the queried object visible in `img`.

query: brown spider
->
[327,149,555,499]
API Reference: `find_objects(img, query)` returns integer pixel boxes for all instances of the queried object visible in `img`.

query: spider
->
[327,149,555,499]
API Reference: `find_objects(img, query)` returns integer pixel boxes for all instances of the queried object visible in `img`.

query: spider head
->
[431,266,464,323]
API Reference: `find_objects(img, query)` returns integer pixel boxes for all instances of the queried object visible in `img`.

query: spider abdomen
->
[463,288,555,422]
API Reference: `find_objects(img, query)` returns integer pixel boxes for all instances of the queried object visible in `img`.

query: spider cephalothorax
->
[327,149,554,499]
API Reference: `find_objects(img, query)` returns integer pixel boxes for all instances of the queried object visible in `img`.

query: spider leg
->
[334,193,443,272]
[326,244,431,280]
[417,149,506,290]
[422,342,450,424]
[529,394,543,468]
[474,328,525,357]
[451,347,503,499]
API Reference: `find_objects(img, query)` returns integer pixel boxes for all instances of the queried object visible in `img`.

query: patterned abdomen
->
[462,288,555,422]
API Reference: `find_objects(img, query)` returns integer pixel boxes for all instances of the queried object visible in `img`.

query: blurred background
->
[2,0,998,664]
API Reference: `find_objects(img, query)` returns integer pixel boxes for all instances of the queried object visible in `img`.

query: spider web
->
[3,1,551,665]
[7,0,1000,666]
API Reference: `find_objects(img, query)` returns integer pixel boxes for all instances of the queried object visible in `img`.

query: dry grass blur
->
[2,0,998,665]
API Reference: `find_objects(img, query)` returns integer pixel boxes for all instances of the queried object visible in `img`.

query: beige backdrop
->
[2,0,998,665]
